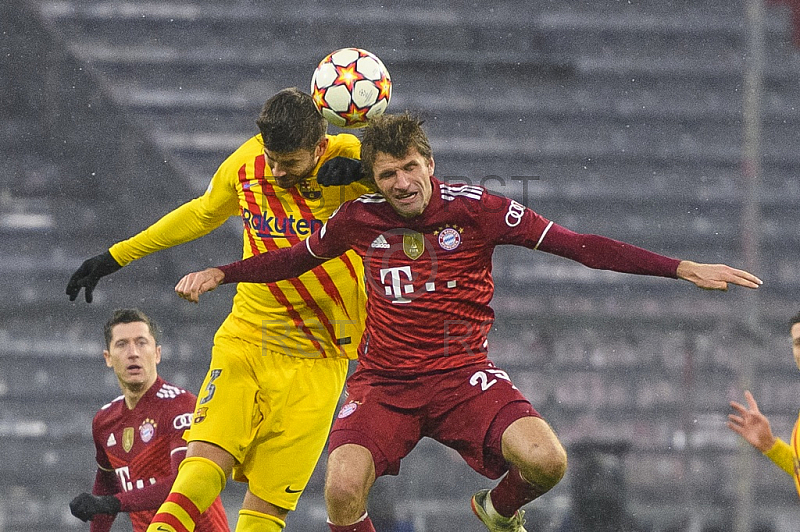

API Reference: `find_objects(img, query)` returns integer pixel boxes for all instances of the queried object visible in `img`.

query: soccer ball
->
[311,48,392,128]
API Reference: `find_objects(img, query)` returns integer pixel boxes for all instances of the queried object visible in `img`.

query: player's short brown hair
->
[360,112,433,180]
[256,87,327,153]
[104,308,161,348]
[791,311,800,327]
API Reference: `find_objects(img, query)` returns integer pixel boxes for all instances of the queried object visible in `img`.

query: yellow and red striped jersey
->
[110,133,369,359]
[764,411,800,499]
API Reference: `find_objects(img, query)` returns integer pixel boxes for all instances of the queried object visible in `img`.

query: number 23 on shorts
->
[469,368,513,391]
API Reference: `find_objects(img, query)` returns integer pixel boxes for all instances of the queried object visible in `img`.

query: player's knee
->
[324,473,367,507]
[540,444,568,487]
[505,417,568,489]
[517,440,567,490]
[324,476,371,525]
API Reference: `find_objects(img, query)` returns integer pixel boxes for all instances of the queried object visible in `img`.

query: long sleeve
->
[219,239,327,284]
[764,438,795,476]
[108,146,242,266]
[89,468,119,532]
[116,448,186,512]
[537,223,680,278]
[109,193,237,266]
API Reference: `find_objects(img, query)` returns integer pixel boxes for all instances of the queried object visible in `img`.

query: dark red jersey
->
[92,377,228,531]
[304,178,551,373]
[221,176,679,376]
[305,177,678,374]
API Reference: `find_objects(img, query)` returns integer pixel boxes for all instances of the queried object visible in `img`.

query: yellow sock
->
[235,509,285,531]
[147,457,227,532]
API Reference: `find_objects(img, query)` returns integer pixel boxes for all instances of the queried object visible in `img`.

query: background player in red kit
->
[69,309,229,531]
[174,113,762,532]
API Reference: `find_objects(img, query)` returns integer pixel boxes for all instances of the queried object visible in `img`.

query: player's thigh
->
[240,354,349,511]
[328,371,425,478]
[186,333,261,462]
[430,362,537,478]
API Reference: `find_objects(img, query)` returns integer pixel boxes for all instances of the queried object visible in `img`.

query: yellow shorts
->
[186,327,348,510]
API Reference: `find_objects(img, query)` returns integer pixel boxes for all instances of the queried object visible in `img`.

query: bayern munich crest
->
[139,418,157,443]
[437,226,462,251]
[337,401,359,419]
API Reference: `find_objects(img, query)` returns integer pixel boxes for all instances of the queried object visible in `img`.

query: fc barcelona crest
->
[122,427,135,453]
[403,231,425,260]
[299,179,322,200]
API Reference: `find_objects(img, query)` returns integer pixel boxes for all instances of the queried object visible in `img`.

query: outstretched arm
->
[676,261,761,290]
[175,268,226,303]
[68,175,237,304]
[175,239,328,303]
[537,224,762,291]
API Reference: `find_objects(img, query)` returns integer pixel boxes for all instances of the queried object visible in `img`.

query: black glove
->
[317,157,364,186]
[66,251,122,303]
[69,493,121,522]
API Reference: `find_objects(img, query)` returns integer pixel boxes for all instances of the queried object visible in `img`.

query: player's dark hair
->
[104,308,161,348]
[791,311,800,327]
[256,87,327,153]
[359,112,432,180]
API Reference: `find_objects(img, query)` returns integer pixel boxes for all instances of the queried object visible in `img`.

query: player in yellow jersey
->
[66,88,371,532]
[727,311,800,499]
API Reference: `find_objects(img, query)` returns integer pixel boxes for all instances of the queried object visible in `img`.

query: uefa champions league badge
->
[436,226,462,251]
[139,418,157,443]
[337,401,359,419]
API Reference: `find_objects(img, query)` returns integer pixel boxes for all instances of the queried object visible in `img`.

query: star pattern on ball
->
[341,102,370,126]
[311,85,328,110]
[377,77,392,101]
[333,62,366,92]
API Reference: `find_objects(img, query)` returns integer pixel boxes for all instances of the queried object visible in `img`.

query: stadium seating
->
[3,0,800,529]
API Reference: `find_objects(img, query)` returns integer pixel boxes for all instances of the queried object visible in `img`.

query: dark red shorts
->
[328,360,541,480]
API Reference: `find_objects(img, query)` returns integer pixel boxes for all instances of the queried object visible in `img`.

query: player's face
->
[792,322,800,371]
[104,321,161,393]
[372,149,434,218]
[264,138,328,189]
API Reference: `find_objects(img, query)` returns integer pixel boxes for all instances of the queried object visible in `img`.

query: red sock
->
[490,467,548,518]
[328,513,376,532]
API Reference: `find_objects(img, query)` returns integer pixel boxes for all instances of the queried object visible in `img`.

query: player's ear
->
[103,350,113,368]
[427,156,435,176]
[154,345,162,365]
[315,137,330,158]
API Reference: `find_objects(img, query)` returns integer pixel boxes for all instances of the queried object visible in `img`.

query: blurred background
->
[2,0,800,530]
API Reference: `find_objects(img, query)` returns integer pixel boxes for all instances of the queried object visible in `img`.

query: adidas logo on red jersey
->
[370,234,390,249]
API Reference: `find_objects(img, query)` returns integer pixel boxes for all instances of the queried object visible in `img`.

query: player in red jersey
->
[174,113,762,532]
[69,309,229,531]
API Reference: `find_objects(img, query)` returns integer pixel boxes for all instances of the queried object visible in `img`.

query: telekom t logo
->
[379,266,413,304]
[115,466,156,492]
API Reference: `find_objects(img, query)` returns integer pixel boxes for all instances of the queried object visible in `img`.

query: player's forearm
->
[219,241,327,284]
[539,224,680,278]
[89,514,115,532]
[115,474,175,512]
[109,197,230,266]
[86,469,118,531]
[764,437,795,476]
[92,467,120,496]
